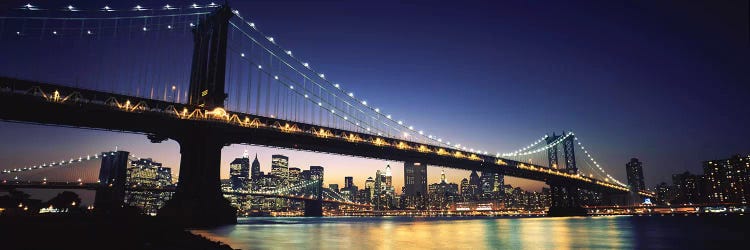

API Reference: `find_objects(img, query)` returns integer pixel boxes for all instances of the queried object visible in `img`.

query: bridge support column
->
[158,132,236,227]
[304,199,323,217]
[547,183,587,216]
[304,180,323,217]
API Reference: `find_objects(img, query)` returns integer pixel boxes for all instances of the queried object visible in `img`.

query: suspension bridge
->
[0,3,652,226]
[0,149,368,216]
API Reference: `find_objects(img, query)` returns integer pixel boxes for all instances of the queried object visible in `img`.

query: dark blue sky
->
[0,0,748,191]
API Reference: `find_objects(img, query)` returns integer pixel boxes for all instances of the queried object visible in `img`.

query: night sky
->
[0,0,747,198]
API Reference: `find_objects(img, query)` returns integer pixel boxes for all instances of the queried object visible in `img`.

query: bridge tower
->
[304,180,324,217]
[158,5,237,226]
[187,4,232,108]
[94,151,129,215]
[546,131,585,216]
[545,133,560,169]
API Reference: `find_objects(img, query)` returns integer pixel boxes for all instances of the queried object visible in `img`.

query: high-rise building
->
[365,176,375,200]
[672,171,703,204]
[404,162,427,197]
[492,173,504,194]
[271,155,289,179]
[124,158,173,215]
[301,170,311,180]
[374,170,383,208]
[251,154,261,180]
[427,170,459,209]
[469,170,480,196]
[229,151,250,190]
[460,178,470,195]
[345,176,354,190]
[385,165,393,192]
[310,166,324,183]
[654,182,675,205]
[480,171,494,195]
[329,184,339,193]
[703,155,750,204]
[288,167,301,183]
[626,158,646,192]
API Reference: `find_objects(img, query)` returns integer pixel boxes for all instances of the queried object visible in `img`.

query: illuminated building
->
[654,182,675,205]
[288,167,301,183]
[124,158,173,215]
[251,154,261,180]
[460,178,470,198]
[271,154,289,180]
[344,176,354,190]
[469,170,480,197]
[229,151,250,190]
[310,166,324,183]
[365,177,375,201]
[672,171,703,204]
[703,154,750,204]
[329,184,339,193]
[626,158,646,192]
[427,170,459,209]
[404,162,427,197]
[385,165,393,194]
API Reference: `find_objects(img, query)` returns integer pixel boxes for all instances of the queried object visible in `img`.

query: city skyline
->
[0,1,748,193]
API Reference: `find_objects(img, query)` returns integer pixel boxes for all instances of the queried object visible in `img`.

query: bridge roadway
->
[0,77,651,225]
[0,181,367,207]
[0,77,631,193]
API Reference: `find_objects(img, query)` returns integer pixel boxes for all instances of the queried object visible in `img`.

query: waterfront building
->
[271,155,289,180]
[654,182,675,205]
[124,158,173,215]
[344,176,354,190]
[251,154,261,180]
[229,151,250,190]
[404,162,427,197]
[310,166,324,183]
[460,178,470,198]
[288,167,301,183]
[626,158,646,192]
[672,171,703,204]
[329,184,339,193]
[703,154,750,204]
[469,170,480,197]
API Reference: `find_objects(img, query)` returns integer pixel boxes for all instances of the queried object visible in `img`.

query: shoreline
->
[0,214,235,250]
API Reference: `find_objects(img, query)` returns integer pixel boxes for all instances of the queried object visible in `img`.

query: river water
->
[192,215,749,249]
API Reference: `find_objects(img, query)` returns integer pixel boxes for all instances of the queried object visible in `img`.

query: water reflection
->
[192,215,748,249]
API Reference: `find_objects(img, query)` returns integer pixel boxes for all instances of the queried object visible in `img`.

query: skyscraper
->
[288,167,301,183]
[469,170,480,196]
[404,162,427,197]
[374,170,383,208]
[271,155,289,180]
[672,171,702,204]
[251,154,261,180]
[460,178,470,195]
[329,184,339,192]
[626,158,646,192]
[344,176,354,190]
[310,166,324,183]
[480,171,494,195]
[385,165,393,191]
[229,151,250,190]
[365,176,375,200]
[125,158,173,215]
[703,155,750,204]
